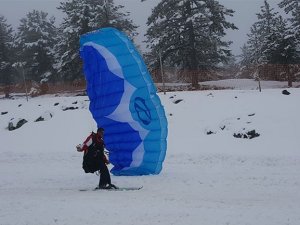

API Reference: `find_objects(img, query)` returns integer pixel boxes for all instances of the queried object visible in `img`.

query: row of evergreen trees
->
[1,0,300,90]
[0,0,137,86]
[143,0,238,88]
[239,0,300,86]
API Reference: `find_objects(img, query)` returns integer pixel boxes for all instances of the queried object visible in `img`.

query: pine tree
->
[0,15,14,88]
[14,10,57,83]
[244,0,294,65]
[241,0,298,84]
[242,23,264,83]
[279,0,300,48]
[279,0,300,85]
[253,0,281,64]
[144,0,237,89]
[56,0,137,81]
[268,16,297,64]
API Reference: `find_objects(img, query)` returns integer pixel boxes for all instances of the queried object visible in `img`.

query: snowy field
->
[0,79,300,225]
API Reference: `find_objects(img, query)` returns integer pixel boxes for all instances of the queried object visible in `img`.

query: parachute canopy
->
[80,27,168,176]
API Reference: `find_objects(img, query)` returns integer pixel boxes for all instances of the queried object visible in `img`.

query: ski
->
[79,186,143,192]
[98,186,143,191]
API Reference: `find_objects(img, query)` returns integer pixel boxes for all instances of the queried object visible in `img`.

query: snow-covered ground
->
[0,79,300,225]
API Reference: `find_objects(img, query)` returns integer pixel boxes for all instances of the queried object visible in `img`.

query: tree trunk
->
[4,85,11,98]
[287,73,293,88]
[185,1,199,89]
[287,65,293,88]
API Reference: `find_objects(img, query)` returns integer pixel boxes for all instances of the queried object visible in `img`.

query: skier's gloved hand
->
[76,144,82,152]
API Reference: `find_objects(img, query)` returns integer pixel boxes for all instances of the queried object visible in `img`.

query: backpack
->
[82,144,102,173]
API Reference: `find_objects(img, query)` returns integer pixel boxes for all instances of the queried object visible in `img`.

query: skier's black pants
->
[98,156,111,186]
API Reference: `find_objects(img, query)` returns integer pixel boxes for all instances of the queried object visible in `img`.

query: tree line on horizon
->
[0,0,299,94]
[238,0,300,87]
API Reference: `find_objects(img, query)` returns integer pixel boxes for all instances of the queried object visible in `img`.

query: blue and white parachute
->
[80,27,168,176]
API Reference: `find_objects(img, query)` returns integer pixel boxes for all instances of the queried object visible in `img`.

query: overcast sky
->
[0,0,284,55]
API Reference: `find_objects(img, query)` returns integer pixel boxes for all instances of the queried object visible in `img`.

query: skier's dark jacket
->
[78,132,109,173]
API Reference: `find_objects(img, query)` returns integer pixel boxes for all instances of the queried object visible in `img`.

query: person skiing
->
[76,127,117,189]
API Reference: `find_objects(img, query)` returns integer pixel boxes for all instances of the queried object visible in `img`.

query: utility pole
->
[159,49,166,95]
[13,62,28,101]
[21,66,29,102]
[257,75,262,92]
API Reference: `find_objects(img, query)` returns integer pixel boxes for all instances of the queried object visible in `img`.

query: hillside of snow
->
[0,79,300,225]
